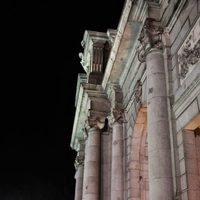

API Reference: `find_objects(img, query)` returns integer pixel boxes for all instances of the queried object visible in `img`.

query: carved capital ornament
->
[74,154,84,169]
[138,19,163,62]
[108,108,124,125]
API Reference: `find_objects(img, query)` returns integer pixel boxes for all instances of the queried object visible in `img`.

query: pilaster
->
[108,84,124,200]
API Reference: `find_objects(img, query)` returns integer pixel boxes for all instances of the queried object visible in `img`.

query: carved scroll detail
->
[178,18,200,80]
[178,40,200,79]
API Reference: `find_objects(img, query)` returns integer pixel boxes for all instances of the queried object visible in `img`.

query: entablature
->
[71,77,110,150]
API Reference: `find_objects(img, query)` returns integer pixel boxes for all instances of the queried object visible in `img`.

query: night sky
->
[3,0,125,199]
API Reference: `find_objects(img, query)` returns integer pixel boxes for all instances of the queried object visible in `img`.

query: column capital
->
[74,154,84,170]
[137,18,163,62]
[112,108,124,124]
[108,107,125,126]
[85,111,107,132]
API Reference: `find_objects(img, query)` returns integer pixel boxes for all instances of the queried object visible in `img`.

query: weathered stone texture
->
[198,94,200,110]
[176,100,199,131]
[71,1,200,200]
[180,19,190,40]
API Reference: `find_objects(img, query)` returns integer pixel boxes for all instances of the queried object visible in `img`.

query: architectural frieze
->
[137,18,163,62]
[178,18,200,82]
[178,40,200,79]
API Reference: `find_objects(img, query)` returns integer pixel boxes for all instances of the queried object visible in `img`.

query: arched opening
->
[128,106,149,200]
[183,114,200,199]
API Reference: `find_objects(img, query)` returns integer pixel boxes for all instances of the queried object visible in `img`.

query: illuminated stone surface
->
[71,0,200,199]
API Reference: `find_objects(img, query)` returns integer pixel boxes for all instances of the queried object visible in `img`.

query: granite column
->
[82,127,100,200]
[75,163,84,200]
[138,19,173,200]
[110,108,124,200]
[74,143,85,200]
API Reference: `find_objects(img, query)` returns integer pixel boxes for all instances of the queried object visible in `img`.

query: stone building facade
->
[70,0,200,199]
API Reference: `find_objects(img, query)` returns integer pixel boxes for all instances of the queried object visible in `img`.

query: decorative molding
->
[167,0,187,32]
[178,18,200,82]
[147,0,160,3]
[137,18,163,62]
[173,74,200,119]
[75,73,87,107]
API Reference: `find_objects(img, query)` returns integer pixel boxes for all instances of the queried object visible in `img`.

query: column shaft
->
[146,48,173,200]
[82,128,100,200]
[111,122,123,200]
[75,165,84,200]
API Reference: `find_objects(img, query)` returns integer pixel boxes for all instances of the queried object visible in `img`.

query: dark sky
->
[3,0,125,199]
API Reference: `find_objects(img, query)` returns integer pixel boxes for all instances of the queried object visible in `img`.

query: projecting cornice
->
[102,0,172,92]
[70,74,110,151]
[102,0,147,90]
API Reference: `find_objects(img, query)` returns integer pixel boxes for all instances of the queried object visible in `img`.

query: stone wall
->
[169,1,200,199]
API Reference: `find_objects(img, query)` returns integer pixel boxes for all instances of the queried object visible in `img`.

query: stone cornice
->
[146,0,169,21]
[166,0,187,31]
[75,73,87,107]
[102,0,171,90]
[102,0,143,90]
[71,82,110,150]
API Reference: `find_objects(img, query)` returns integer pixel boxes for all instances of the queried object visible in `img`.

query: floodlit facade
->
[70,0,200,199]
